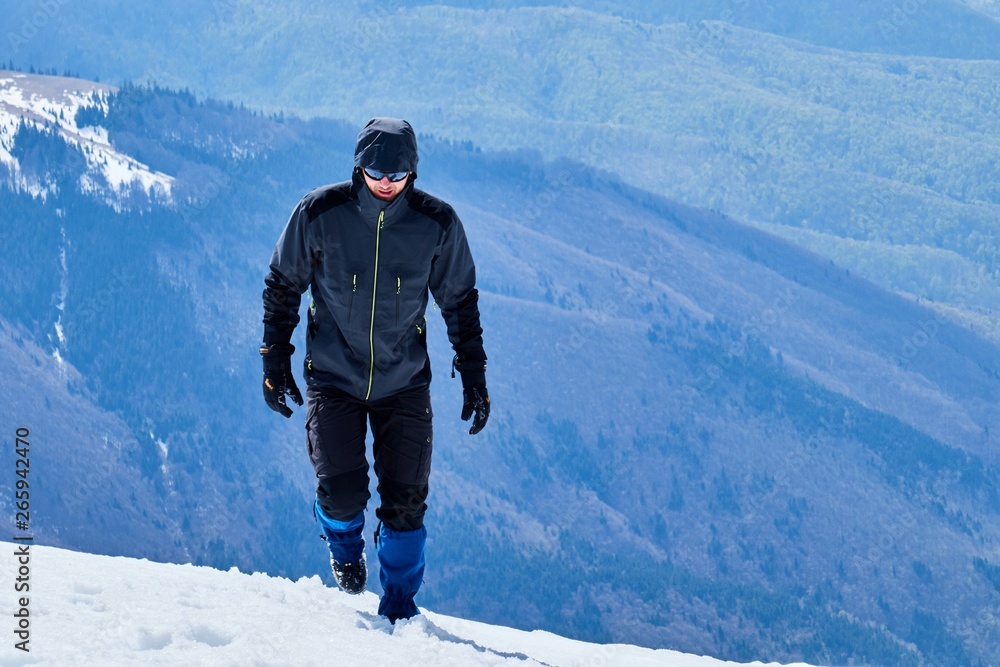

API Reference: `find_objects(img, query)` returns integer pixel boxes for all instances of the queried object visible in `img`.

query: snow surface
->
[0,71,173,202]
[0,544,816,667]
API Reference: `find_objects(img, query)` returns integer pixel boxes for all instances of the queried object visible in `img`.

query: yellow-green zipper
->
[365,210,385,401]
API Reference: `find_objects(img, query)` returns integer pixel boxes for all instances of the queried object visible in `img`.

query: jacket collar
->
[353,169,414,226]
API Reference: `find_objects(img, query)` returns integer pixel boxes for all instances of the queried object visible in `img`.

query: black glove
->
[452,355,489,435]
[260,342,303,418]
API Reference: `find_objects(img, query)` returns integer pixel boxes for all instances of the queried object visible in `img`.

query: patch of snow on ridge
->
[0,70,174,202]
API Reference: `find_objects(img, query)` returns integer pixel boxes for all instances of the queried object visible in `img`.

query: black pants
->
[306,384,433,532]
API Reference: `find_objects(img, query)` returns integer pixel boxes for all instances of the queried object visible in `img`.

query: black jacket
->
[263,171,485,401]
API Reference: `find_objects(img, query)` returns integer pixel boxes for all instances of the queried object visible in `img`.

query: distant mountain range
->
[3,71,1000,665]
[403,0,1000,57]
[2,0,998,343]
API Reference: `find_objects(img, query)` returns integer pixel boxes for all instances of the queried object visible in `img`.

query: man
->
[260,118,490,623]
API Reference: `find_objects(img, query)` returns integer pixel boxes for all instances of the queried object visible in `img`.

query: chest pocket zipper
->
[395,277,401,326]
[308,298,318,340]
[348,273,357,322]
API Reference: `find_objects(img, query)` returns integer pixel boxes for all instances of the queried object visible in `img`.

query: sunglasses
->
[363,167,409,182]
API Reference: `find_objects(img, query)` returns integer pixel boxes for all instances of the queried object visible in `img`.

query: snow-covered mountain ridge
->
[0,544,813,667]
[6,72,1000,665]
[0,71,172,202]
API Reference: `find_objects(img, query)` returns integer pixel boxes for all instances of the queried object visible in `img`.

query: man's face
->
[362,168,410,202]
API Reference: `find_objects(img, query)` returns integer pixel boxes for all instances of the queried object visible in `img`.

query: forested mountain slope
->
[3,1,998,329]
[2,73,999,665]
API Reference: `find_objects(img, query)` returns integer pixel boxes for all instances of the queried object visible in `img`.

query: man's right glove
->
[260,342,303,418]
[452,355,490,435]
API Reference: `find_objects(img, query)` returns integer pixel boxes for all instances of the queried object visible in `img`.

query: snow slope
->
[0,544,814,667]
[0,71,173,201]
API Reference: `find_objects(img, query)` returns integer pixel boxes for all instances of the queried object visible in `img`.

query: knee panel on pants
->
[317,467,371,522]
[376,479,428,532]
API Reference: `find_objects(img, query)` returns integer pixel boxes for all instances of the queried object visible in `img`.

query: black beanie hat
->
[354,118,418,175]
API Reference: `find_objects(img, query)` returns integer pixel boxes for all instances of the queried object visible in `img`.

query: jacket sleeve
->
[428,212,486,362]
[262,201,315,346]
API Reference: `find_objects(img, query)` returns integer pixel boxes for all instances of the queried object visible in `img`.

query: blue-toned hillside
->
[3,76,1000,665]
[3,0,999,334]
[403,0,1000,58]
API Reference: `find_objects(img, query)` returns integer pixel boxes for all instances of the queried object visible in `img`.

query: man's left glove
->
[260,342,303,418]
[452,355,490,435]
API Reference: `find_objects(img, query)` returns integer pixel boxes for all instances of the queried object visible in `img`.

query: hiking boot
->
[331,551,367,594]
